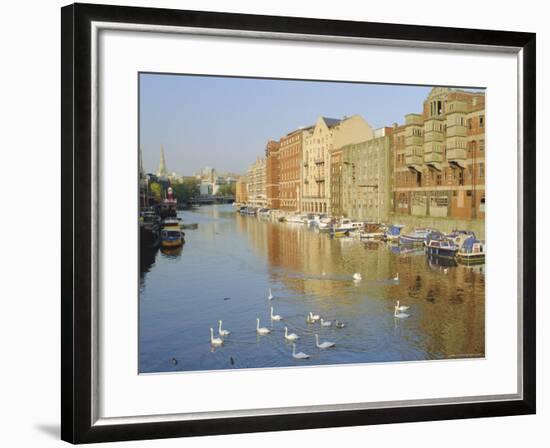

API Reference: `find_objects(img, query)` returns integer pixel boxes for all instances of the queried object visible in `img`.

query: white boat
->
[331,218,363,236]
[286,214,306,224]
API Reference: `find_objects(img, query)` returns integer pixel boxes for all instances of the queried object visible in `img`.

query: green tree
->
[149,182,162,200]
[172,179,200,201]
[216,183,236,196]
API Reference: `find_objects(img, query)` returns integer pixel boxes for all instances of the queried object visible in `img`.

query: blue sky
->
[139,74,441,176]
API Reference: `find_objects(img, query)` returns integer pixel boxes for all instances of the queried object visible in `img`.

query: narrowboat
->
[160,217,185,248]
[446,230,476,249]
[456,237,485,265]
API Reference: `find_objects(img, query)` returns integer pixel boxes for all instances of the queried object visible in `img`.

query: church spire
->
[157,144,167,177]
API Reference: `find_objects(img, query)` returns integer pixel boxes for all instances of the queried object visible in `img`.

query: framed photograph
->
[61,2,536,444]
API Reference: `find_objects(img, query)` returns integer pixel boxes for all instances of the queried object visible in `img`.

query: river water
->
[139,204,485,373]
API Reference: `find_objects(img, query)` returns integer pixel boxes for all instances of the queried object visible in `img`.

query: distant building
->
[199,181,213,196]
[341,128,393,222]
[235,177,248,204]
[156,144,168,177]
[265,140,281,209]
[302,115,373,214]
[246,156,267,207]
[393,87,485,221]
[279,128,309,212]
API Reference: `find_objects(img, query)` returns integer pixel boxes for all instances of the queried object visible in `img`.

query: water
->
[139,204,485,373]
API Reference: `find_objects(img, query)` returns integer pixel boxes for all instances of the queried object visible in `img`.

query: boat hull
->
[426,246,458,258]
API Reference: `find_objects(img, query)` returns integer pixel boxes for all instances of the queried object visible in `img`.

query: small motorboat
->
[456,237,485,265]
[399,227,432,245]
[425,232,459,258]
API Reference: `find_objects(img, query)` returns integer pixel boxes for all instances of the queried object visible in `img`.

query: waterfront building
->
[265,140,281,209]
[340,127,393,222]
[246,156,267,207]
[392,87,485,227]
[279,128,308,212]
[301,115,373,214]
[156,144,168,177]
[329,148,343,217]
[199,181,213,196]
[235,177,248,204]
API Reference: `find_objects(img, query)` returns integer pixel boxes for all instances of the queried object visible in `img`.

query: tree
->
[216,183,236,196]
[149,182,162,200]
[172,178,200,201]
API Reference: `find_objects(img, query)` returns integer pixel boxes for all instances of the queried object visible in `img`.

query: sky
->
[139,74,456,176]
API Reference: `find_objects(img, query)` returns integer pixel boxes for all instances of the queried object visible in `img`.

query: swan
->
[315,334,335,349]
[393,308,409,319]
[256,318,271,335]
[270,306,283,321]
[320,318,332,327]
[284,327,299,341]
[309,312,320,321]
[352,273,362,281]
[321,271,326,276]
[393,273,399,281]
[218,320,231,337]
[292,343,310,359]
[305,314,316,324]
[394,300,409,312]
[443,268,449,274]
[335,320,346,328]
[268,288,274,300]
[210,328,224,346]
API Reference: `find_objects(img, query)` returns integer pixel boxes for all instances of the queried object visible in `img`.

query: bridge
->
[185,195,235,206]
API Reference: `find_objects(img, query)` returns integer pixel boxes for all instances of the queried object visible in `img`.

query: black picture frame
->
[61,2,536,444]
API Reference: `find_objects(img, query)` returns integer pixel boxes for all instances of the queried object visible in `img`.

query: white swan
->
[315,334,335,349]
[218,320,230,337]
[309,312,320,322]
[270,306,283,321]
[335,320,346,328]
[210,328,223,346]
[256,318,271,335]
[352,273,362,281]
[292,343,310,359]
[321,271,327,276]
[393,273,399,281]
[320,318,332,327]
[394,308,409,319]
[284,327,299,341]
[394,300,409,312]
[268,288,274,300]
[443,268,449,274]
[305,314,316,324]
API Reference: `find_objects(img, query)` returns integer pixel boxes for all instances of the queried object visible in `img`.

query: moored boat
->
[360,223,385,240]
[456,237,485,265]
[160,217,185,248]
[425,232,459,258]
[385,224,404,242]
[399,227,433,245]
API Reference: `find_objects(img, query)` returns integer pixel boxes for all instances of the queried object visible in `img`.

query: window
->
[467,190,472,197]
[479,139,485,151]
[479,163,485,178]
[480,115,485,128]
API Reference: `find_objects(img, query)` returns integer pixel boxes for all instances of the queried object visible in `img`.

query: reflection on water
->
[139,204,485,373]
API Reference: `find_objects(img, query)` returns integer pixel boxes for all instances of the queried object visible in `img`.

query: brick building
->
[393,87,485,221]
[265,140,281,209]
[279,128,308,211]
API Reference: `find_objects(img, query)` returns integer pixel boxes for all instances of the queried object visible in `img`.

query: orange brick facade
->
[265,140,280,209]
[279,130,303,211]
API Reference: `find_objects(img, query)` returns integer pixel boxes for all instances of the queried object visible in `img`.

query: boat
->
[286,214,306,224]
[446,230,477,249]
[160,217,184,248]
[399,227,432,245]
[330,218,355,236]
[257,208,271,218]
[304,213,317,226]
[360,223,385,240]
[312,213,328,228]
[456,237,485,265]
[139,209,161,247]
[424,232,459,258]
[317,217,334,232]
[385,224,404,242]
[157,186,178,218]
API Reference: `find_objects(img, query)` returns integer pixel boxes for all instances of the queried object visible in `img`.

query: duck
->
[315,334,335,349]
[210,328,224,346]
[268,288,274,300]
[320,318,332,327]
[218,320,231,337]
[393,308,409,319]
[394,300,409,312]
[270,306,283,321]
[284,327,299,341]
[335,320,346,328]
[292,343,310,359]
[256,318,271,335]
[352,273,362,281]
